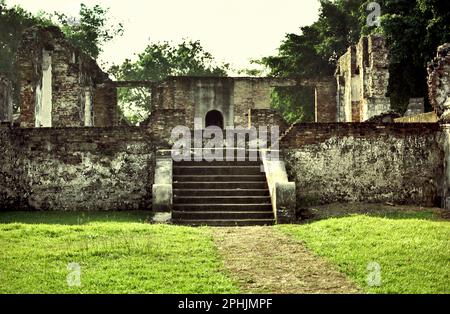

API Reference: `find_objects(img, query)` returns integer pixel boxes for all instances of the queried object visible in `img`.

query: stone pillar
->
[428,43,450,123]
[0,76,13,122]
[314,79,337,122]
[261,150,296,223]
[441,125,450,209]
[152,150,173,222]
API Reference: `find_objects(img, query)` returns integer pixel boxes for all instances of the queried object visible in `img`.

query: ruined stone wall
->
[428,43,450,122]
[0,76,13,122]
[336,35,391,122]
[281,123,443,207]
[93,83,118,127]
[0,125,155,211]
[143,109,188,144]
[394,112,438,123]
[17,26,117,128]
[314,79,337,122]
[151,77,297,129]
[249,109,289,133]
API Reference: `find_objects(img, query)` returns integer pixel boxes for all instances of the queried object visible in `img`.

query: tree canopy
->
[262,0,450,121]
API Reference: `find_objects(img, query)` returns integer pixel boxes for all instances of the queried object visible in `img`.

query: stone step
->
[173,149,264,161]
[173,175,266,182]
[173,181,268,189]
[173,219,275,227]
[173,203,273,211]
[173,189,270,197]
[174,160,261,167]
[174,196,271,204]
[172,211,274,220]
[173,166,263,176]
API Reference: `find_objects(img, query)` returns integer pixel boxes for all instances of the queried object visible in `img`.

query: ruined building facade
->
[17,26,118,128]
[0,75,12,122]
[1,25,450,224]
[335,35,391,122]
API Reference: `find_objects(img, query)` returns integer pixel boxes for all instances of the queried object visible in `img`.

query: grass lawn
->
[278,212,450,294]
[1,209,449,294]
[0,211,238,294]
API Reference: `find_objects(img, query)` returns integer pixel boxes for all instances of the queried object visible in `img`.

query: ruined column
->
[0,75,13,122]
[428,44,450,123]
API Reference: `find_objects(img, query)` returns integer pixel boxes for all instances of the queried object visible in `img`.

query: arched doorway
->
[205,110,224,129]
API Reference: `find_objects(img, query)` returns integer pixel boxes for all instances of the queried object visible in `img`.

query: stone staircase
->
[172,159,275,226]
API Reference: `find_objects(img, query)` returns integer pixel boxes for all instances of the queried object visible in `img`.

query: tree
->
[263,0,450,119]
[262,0,364,122]
[54,4,123,59]
[109,40,229,124]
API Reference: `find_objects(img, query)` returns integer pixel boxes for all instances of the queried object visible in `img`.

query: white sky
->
[7,0,320,73]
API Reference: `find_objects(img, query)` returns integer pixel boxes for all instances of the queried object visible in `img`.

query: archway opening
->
[205,110,224,129]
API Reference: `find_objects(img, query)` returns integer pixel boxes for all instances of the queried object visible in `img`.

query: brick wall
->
[17,26,117,128]
[0,124,155,211]
[143,109,188,145]
[336,35,391,122]
[281,123,443,207]
[249,109,289,133]
[314,79,337,122]
[93,83,118,127]
[151,76,296,129]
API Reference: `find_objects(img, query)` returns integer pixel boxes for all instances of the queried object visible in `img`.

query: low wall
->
[0,125,155,211]
[394,112,438,123]
[281,123,444,207]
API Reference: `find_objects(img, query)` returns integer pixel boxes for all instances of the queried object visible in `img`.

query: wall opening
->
[205,110,224,129]
[84,87,93,126]
[35,49,52,127]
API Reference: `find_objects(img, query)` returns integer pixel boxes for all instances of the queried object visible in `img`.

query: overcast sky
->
[8,0,320,72]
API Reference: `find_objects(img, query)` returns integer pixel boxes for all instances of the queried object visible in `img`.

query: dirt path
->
[211,226,360,294]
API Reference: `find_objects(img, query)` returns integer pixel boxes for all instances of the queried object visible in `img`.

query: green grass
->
[0,211,238,294]
[278,214,450,294]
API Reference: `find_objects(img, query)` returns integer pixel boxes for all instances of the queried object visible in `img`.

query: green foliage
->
[54,4,124,59]
[376,0,450,113]
[262,0,364,122]
[109,40,229,124]
[271,86,315,123]
[263,0,450,118]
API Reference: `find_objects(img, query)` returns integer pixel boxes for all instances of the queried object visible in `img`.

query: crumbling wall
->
[281,123,443,207]
[428,43,450,122]
[336,35,391,122]
[249,109,289,133]
[151,77,295,129]
[0,125,155,211]
[17,26,117,128]
[314,79,337,122]
[0,76,13,122]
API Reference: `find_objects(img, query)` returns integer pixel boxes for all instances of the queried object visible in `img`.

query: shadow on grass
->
[0,211,153,225]
[297,203,447,224]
